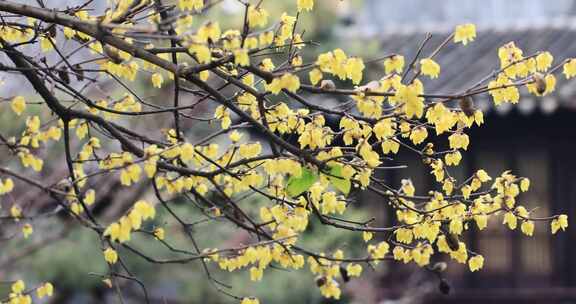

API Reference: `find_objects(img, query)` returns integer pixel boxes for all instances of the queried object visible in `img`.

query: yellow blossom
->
[12,280,25,294]
[22,223,33,238]
[521,221,535,236]
[309,68,323,86]
[248,6,269,28]
[362,231,373,242]
[234,48,250,66]
[11,96,26,115]
[37,282,54,299]
[384,55,405,74]
[11,205,22,220]
[420,58,440,79]
[104,247,118,264]
[151,72,163,88]
[454,23,477,45]
[409,127,428,145]
[297,0,314,12]
[551,214,568,234]
[84,189,96,205]
[536,52,553,71]
[346,264,362,277]
[503,212,517,230]
[178,0,203,10]
[563,58,576,79]
[520,178,530,192]
[468,255,484,271]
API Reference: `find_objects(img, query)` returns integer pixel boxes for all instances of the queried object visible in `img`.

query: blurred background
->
[1,0,576,303]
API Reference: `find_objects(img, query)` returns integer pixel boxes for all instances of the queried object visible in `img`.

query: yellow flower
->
[409,127,428,145]
[563,58,576,79]
[420,58,440,79]
[40,36,54,52]
[454,23,476,45]
[460,185,472,199]
[189,44,211,64]
[151,72,163,88]
[344,57,365,84]
[197,22,221,43]
[229,130,243,142]
[247,6,269,28]
[249,266,263,281]
[234,48,250,66]
[503,212,517,230]
[84,189,96,205]
[362,231,373,242]
[104,222,121,242]
[297,0,314,12]
[11,205,22,221]
[12,279,25,294]
[443,179,454,195]
[241,297,260,304]
[551,214,568,234]
[475,170,491,182]
[178,0,204,11]
[544,74,556,95]
[199,70,210,81]
[445,151,462,166]
[104,247,118,264]
[381,139,400,154]
[259,31,274,46]
[37,282,54,298]
[346,264,362,277]
[11,96,26,116]
[384,55,405,74]
[309,68,323,86]
[536,52,553,72]
[468,255,484,272]
[267,73,300,94]
[475,214,488,230]
[0,178,14,195]
[520,178,530,192]
[521,221,534,236]
[448,133,470,150]
[22,223,33,238]
[154,227,165,240]
[449,219,463,235]
[401,179,415,196]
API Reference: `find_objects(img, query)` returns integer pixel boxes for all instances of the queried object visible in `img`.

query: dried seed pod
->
[232,207,245,223]
[339,265,350,282]
[458,96,475,117]
[533,72,546,95]
[423,142,434,155]
[72,64,84,81]
[315,276,327,287]
[358,80,380,92]
[438,278,451,295]
[58,66,70,84]
[431,261,448,273]
[445,233,460,251]
[320,79,336,90]
[46,24,57,38]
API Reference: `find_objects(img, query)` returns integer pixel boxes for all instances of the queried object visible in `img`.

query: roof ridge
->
[371,16,576,37]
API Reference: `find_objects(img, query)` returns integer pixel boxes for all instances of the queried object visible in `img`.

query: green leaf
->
[328,165,351,195]
[286,167,318,198]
